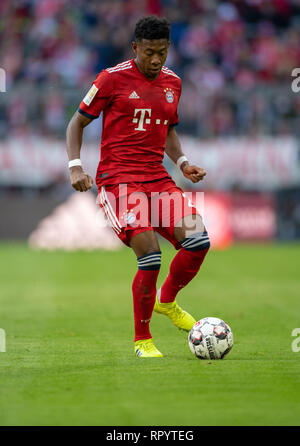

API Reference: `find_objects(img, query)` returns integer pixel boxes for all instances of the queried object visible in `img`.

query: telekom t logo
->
[132,108,169,131]
[132,108,151,131]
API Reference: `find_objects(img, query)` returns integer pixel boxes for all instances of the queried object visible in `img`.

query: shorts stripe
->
[100,194,120,234]
[102,186,122,230]
[100,187,121,234]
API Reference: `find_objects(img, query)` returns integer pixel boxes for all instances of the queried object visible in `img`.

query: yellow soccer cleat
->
[154,294,196,332]
[134,338,163,358]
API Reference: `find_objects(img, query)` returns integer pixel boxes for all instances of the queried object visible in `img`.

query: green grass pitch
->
[0,242,300,426]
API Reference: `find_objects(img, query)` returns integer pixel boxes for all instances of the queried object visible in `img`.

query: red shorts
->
[97,177,199,249]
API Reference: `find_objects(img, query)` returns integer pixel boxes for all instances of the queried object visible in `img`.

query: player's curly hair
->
[134,16,170,41]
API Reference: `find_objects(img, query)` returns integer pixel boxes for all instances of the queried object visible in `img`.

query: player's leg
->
[98,184,162,357]
[152,182,210,331]
[130,230,163,357]
[155,214,210,331]
[159,213,210,304]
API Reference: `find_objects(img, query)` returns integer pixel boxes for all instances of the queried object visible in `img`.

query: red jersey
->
[78,59,182,187]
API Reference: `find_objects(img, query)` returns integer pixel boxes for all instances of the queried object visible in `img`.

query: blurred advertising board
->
[181,135,300,191]
[0,135,299,190]
[230,192,276,241]
[196,191,233,249]
[275,187,300,240]
[190,191,276,249]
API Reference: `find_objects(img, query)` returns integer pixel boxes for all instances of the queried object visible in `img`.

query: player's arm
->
[66,70,113,192]
[66,110,94,192]
[165,126,206,183]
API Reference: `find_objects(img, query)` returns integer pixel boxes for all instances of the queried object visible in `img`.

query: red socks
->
[132,230,210,341]
[132,251,161,342]
[159,236,210,303]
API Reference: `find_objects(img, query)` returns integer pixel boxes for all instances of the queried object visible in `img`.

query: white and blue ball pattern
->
[188,317,233,360]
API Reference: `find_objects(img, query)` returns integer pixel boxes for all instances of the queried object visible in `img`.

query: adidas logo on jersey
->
[129,91,140,99]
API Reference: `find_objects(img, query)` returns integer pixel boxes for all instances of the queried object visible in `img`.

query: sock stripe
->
[184,241,210,251]
[138,264,161,270]
[181,237,210,249]
[138,263,161,269]
[138,260,161,268]
[138,255,162,265]
[137,250,161,260]
[137,251,161,270]
[181,231,206,242]
[181,232,210,251]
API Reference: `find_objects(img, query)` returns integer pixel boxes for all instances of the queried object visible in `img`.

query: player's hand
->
[182,165,206,183]
[69,166,93,192]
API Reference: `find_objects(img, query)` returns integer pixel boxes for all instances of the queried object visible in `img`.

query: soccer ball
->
[188,317,233,360]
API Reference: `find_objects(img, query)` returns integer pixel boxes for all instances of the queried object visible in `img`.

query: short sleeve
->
[78,70,114,119]
[169,79,182,127]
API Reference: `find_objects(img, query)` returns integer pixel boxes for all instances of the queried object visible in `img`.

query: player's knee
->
[180,230,210,252]
[137,251,162,270]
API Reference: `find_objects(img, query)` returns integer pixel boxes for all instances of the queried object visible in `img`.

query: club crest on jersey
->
[121,209,136,225]
[164,88,174,103]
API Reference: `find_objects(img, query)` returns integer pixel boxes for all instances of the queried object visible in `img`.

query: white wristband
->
[68,159,82,168]
[176,155,188,169]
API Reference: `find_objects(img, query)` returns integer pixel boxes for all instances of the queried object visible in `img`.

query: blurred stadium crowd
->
[1,0,300,139]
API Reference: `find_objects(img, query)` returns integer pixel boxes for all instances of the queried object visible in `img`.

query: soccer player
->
[66,16,210,358]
